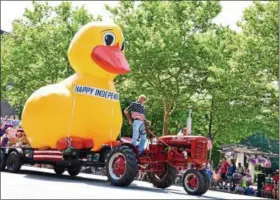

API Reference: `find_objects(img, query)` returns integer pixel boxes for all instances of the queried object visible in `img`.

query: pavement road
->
[1,166,263,199]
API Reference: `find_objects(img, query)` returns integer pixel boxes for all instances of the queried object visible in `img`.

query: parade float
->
[0,22,210,195]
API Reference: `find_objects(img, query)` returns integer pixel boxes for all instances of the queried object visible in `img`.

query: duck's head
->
[68,22,130,79]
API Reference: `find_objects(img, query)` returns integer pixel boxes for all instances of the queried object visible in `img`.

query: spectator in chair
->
[212,168,221,188]
[234,180,245,194]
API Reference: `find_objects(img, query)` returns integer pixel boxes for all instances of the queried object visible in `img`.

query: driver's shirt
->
[127,101,146,121]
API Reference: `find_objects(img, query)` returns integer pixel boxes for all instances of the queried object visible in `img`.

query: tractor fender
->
[120,143,136,149]
[118,143,138,155]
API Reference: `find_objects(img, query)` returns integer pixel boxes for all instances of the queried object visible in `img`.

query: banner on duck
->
[74,85,119,101]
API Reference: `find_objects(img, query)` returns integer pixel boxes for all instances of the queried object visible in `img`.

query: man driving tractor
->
[124,95,151,156]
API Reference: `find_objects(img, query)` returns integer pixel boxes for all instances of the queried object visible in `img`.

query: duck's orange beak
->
[91,43,130,74]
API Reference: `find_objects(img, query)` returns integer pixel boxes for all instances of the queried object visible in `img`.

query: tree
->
[2,0,277,149]
[1,1,101,115]
[233,1,278,139]
[192,2,279,145]
[107,1,222,135]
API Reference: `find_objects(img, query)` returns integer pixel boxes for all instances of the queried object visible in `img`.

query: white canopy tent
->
[218,144,278,180]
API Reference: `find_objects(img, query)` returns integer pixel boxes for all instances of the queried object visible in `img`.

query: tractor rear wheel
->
[182,169,206,195]
[147,163,177,189]
[106,146,138,187]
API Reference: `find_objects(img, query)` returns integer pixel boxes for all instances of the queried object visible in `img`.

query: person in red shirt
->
[272,170,279,199]
[220,157,229,180]
[273,170,279,183]
[261,182,274,198]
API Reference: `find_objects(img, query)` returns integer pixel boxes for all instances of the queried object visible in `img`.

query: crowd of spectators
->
[205,157,279,199]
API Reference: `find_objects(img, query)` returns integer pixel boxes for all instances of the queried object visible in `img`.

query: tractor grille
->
[193,139,207,162]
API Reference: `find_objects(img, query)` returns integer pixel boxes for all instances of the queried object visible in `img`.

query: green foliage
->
[1,1,278,148]
[108,1,278,143]
[233,1,279,139]
[107,1,224,135]
[1,1,101,114]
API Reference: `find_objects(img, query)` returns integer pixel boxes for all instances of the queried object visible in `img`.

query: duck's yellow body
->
[21,22,130,151]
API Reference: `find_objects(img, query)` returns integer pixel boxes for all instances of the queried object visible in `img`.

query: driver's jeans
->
[132,120,147,154]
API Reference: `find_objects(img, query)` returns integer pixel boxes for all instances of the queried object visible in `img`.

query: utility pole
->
[186,107,192,135]
[208,98,214,160]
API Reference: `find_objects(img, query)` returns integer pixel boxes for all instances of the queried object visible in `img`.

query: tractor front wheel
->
[147,163,177,189]
[106,146,138,187]
[182,169,206,195]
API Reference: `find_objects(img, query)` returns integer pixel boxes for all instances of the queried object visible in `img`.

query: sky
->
[1,1,253,32]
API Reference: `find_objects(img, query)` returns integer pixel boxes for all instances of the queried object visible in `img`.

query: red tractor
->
[106,127,210,195]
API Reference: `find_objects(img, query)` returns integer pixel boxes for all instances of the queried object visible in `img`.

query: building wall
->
[1,100,17,117]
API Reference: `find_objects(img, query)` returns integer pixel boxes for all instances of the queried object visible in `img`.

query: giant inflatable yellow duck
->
[21,22,130,151]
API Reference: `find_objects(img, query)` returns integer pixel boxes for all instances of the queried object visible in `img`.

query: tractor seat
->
[120,137,140,147]
[120,137,132,143]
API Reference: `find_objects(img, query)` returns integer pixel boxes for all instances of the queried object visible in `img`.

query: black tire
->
[182,169,206,195]
[54,165,65,175]
[0,150,6,171]
[147,163,177,189]
[6,151,22,173]
[106,146,138,187]
[199,170,211,194]
[67,165,81,176]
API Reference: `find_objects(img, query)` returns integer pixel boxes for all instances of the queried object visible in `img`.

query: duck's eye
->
[121,41,125,51]
[103,33,115,46]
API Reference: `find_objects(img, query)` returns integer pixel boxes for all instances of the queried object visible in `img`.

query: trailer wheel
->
[67,165,81,176]
[106,146,138,187]
[0,150,6,171]
[182,169,206,195]
[6,151,22,173]
[199,170,210,194]
[147,163,177,189]
[54,165,65,175]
